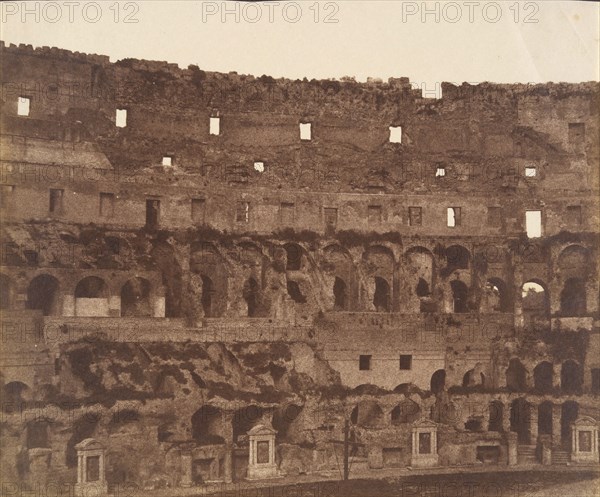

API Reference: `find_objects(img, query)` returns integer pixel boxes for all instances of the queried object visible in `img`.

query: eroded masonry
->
[1,41,599,491]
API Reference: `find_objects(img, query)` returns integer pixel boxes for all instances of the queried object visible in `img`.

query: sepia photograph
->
[0,1,599,496]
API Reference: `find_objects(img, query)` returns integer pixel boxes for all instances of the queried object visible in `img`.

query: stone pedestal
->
[507,432,518,466]
[538,434,552,465]
[410,420,439,468]
[246,423,279,480]
[571,416,599,464]
[74,439,107,497]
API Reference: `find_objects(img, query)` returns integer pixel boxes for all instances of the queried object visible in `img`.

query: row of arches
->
[507,359,583,394]
[0,274,155,317]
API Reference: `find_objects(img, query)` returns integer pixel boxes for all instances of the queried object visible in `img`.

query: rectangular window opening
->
[399,355,412,370]
[409,207,422,226]
[17,96,30,116]
[254,161,265,173]
[236,201,250,223]
[359,355,372,371]
[49,189,64,213]
[300,122,312,141]
[191,198,206,224]
[525,166,537,177]
[525,210,542,238]
[99,192,115,218]
[389,126,402,143]
[210,116,221,135]
[162,156,173,167]
[436,166,446,177]
[447,207,461,227]
[116,108,127,127]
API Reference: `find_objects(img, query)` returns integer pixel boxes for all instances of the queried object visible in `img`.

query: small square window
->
[359,355,372,371]
[49,189,64,213]
[525,167,537,177]
[116,108,127,127]
[447,207,461,227]
[162,156,173,167]
[236,201,250,223]
[399,355,412,370]
[389,126,402,143]
[409,207,422,226]
[300,122,312,141]
[525,210,542,238]
[210,116,221,135]
[254,161,265,173]
[17,96,30,116]
[436,166,446,177]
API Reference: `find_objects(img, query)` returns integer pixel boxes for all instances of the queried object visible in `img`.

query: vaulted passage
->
[333,277,347,310]
[450,280,468,313]
[191,406,225,445]
[506,359,527,392]
[121,277,151,317]
[561,401,579,447]
[538,401,553,436]
[243,277,259,317]
[560,278,587,316]
[561,360,582,394]
[373,277,391,312]
[430,369,446,394]
[510,398,531,444]
[533,362,553,393]
[26,274,60,316]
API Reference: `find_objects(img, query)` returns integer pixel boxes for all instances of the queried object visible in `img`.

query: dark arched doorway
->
[510,398,531,444]
[430,369,446,394]
[333,277,347,310]
[27,274,60,316]
[450,280,468,313]
[561,360,582,394]
[533,362,553,393]
[120,277,151,317]
[506,359,527,392]
[373,277,391,312]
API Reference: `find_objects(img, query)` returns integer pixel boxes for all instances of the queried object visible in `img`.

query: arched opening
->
[560,278,586,316]
[462,369,485,389]
[243,277,259,317]
[74,276,109,317]
[26,420,50,448]
[2,381,30,411]
[450,280,468,313]
[538,402,553,436]
[510,398,531,444]
[0,274,13,310]
[522,281,548,313]
[284,243,302,271]
[26,274,60,316]
[232,405,263,443]
[373,277,391,312]
[533,362,554,393]
[488,401,504,432]
[333,276,347,310]
[272,404,302,441]
[200,275,214,317]
[561,360,582,394]
[445,245,470,270]
[120,277,151,317]
[416,278,429,297]
[191,406,225,445]
[506,359,527,392]
[391,400,421,425]
[350,400,384,428]
[286,280,306,303]
[484,278,510,312]
[430,369,446,394]
[152,242,183,318]
[561,401,579,447]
